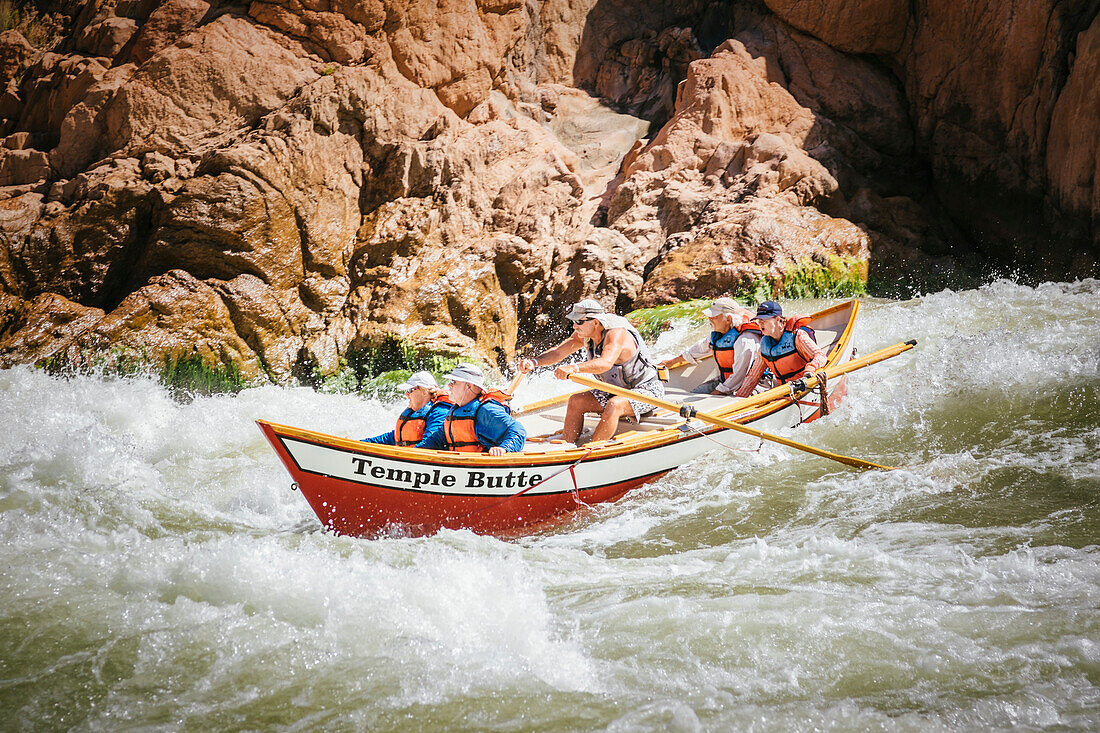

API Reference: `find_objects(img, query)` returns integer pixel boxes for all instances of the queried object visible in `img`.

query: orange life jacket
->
[442,392,512,452]
[759,316,817,383]
[710,317,761,382]
[395,395,453,446]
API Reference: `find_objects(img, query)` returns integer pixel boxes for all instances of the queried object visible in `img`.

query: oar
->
[504,370,526,396]
[725,340,918,418]
[566,372,894,471]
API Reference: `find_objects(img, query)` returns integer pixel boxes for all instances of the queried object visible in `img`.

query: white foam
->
[1,281,1099,728]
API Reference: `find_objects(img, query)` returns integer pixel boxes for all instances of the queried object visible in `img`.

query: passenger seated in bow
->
[519,299,664,444]
[362,371,452,446]
[736,300,826,395]
[658,297,765,396]
[418,363,526,455]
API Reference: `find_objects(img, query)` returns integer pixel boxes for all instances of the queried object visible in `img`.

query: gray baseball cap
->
[704,297,743,317]
[396,370,438,392]
[566,299,607,322]
[442,363,485,390]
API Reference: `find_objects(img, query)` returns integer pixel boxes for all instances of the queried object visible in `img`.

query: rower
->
[362,371,453,446]
[418,363,526,455]
[658,297,763,395]
[735,300,826,396]
[519,299,664,444]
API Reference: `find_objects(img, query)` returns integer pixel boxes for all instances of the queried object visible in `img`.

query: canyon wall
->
[0,0,1096,378]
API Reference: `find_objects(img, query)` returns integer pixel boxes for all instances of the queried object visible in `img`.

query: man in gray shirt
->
[658,297,764,395]
[520,299,664,444]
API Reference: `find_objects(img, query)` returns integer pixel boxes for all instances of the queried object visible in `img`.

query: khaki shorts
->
[589,380,665,421]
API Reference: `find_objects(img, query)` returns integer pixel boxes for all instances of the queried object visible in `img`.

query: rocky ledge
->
[0,0,1096,381]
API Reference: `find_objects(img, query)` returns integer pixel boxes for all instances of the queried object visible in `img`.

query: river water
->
[1,280,1098,731]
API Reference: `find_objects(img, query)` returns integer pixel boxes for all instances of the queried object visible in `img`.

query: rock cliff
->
[0,0,1096,379]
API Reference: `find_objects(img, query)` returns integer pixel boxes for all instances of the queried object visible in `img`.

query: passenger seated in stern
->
[418,363,526,456]
[658,297,765,396]
[361,371,452,446]
[518,298,664,444]
[738,300,827,394]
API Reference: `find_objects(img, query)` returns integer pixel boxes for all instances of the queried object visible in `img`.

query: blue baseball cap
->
[756,301,783,318]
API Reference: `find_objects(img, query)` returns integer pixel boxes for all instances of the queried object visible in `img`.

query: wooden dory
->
[259,299,861,537]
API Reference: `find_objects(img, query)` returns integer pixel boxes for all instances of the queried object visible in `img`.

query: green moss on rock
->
[38,348,247,398]
[627,299,712,340]
[309,338,471,398]
[775,257,868,299]
[628,257,868,337]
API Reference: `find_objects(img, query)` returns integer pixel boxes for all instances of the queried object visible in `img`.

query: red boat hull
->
[294,470,656,536]
[258,421,668,536]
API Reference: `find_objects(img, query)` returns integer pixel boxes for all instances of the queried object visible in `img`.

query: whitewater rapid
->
[2,280,1098,730]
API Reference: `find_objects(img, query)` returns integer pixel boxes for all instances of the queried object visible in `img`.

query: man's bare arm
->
[521,334,585,372]
[572,328,633,374]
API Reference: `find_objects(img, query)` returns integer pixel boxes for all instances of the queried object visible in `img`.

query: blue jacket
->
[418,398,527,453]
[361,401,450,445]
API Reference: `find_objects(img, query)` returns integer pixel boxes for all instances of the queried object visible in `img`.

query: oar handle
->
[566,372,685,415]
[506,370,526,395]
[803,339,917,389]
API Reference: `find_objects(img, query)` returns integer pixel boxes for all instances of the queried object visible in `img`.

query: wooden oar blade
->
[675,403,894,471]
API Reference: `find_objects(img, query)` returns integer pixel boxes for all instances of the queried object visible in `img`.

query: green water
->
[1,281,1098,730]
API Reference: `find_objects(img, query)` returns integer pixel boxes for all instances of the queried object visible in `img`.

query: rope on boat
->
[781,372,829,423]
[784,377,827,424]
[679,420,765,455]
[452,448,595,521]
[788,381,807,424]
[568,462,590,508]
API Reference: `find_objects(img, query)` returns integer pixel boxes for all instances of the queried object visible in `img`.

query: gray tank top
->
[584,314,661,390]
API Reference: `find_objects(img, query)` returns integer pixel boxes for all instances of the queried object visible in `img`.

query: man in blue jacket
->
[362,371,452,446]
[418,363,526,455]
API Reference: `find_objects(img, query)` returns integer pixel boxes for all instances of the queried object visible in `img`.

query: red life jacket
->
[395,395,453,446]
[759,316,817,383]
[710,317,761,382]
[442,392,512,452]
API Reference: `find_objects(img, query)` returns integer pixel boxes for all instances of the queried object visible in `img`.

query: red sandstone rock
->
[897,0,1097,274]
[763,0,909,54]
[635,198,871,306]
[103,16,318,159]
[130,0,211,64]
[0,30,34,84]
[1047,13,1099,231]
[0,147,50,186]
[86,269,266,377]
[0,0,1095,380]
[0,291,105,367]
[76,15,139,58]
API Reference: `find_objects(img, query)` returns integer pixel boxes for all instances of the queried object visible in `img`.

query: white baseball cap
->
[442,363,486,390]
[704,297,743,317]
[396,370,438,392]
[566,299,607,322]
